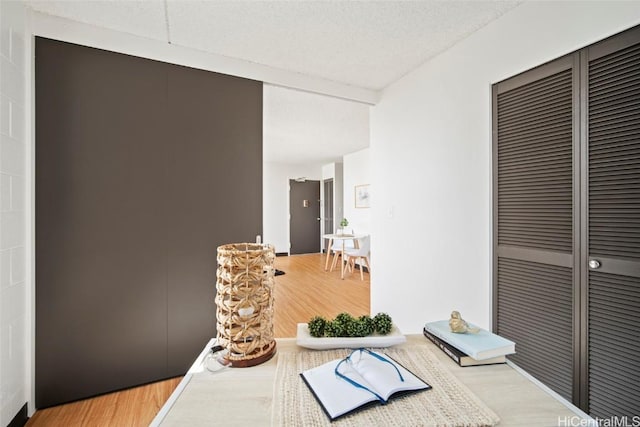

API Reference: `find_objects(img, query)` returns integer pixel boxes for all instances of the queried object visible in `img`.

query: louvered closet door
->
[493,55,578,402]
[585,28,640,418]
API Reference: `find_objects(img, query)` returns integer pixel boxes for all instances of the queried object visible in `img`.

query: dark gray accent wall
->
[165,65,263,374]
[35,37,262,407]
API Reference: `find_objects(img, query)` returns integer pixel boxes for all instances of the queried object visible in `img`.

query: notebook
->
[300,348,431,421]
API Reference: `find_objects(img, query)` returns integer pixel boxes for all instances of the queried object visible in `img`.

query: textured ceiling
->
[27,1,168,41]
[25,0,520,164]
[263,85,369,164]
[166,1,519,90]
[27,0,519,91]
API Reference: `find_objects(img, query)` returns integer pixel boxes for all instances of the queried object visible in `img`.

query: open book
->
[300,349,431,421]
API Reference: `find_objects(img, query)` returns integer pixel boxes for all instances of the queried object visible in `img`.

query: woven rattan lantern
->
[215,243,276,367]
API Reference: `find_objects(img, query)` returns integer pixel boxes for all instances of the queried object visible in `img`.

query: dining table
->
[322,233,365,279]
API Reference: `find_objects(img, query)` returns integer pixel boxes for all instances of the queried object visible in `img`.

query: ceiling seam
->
[163,0,171,44]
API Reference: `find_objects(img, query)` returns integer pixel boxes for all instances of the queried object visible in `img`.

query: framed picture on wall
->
[355,184,370,208]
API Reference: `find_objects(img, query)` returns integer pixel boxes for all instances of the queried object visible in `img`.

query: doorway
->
[289,179,321,254]
[324,179,334,239]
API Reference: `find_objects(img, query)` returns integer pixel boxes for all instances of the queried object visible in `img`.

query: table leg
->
[340,239,345,279]
[324,238,333,271]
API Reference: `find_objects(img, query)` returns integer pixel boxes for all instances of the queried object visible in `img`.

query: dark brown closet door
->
[584,27,640,418]
[493,55,578,402]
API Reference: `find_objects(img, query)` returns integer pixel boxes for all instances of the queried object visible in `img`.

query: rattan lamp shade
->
[215,243,276,367]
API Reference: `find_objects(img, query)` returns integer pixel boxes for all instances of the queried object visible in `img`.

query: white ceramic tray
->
[296,323,407,350]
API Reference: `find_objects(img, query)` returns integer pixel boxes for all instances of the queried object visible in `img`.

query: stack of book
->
[423,320,515,367]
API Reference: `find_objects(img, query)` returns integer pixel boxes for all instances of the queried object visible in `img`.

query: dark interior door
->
[585,30,640,418]
[493,55,577,403]
[494,25,640,416]
[290,180,320,254]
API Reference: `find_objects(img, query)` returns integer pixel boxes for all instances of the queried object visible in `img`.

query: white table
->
[322,233,365,279]
[152,336,585,426]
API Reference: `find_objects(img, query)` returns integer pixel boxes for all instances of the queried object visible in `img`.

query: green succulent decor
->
[373,312,393,335]
[358,315,376,336]
[307,312,393,338]
[307,316,327,337]
[324,320,343,337]
[346,319,368,337]
[335,312,355,325]
[333,313,351,336]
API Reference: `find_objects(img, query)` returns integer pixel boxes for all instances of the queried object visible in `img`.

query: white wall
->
[343,148,371,235]
[263,162,322,253]
[370,1,640,334]
[0,0,31,422]
[321,162,344,236]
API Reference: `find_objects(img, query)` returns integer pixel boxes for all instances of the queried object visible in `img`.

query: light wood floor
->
[26,378,183,427]
[273,252,371,337]
[27,253,370,426]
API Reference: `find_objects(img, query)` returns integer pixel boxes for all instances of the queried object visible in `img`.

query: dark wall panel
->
[36,38,170,408]
[165,66,262,374]
[35,38,262,407]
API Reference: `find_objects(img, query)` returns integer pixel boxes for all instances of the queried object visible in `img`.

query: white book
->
[300,349,431,421]
[424,320,516,361]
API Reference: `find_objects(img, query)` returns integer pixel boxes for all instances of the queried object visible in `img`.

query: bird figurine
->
[449,310,479,334]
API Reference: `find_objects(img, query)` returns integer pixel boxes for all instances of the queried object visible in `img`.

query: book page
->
[354,352,429,401]
[301,358,378,420]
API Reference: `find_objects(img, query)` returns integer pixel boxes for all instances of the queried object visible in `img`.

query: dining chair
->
[329,236,356,272]
[344,235,370,280]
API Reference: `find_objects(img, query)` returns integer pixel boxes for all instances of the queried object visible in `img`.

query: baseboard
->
[275,252,288,257]
[8,403,28,427]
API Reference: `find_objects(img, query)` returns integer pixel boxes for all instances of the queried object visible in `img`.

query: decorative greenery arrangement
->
[372,312,393,335]
[340,218,349,227]
[307,312,393,338]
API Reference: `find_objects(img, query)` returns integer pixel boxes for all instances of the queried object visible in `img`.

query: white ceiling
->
[264,85,369,164]
[25,0,521,164]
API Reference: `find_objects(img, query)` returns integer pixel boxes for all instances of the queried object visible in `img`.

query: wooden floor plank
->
[273,253,370,337]
[26,378,182,427]
[27,253,369,426]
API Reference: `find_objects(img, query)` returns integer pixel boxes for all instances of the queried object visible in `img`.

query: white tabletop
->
[153,336,583,426]
[322,233,365,240]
